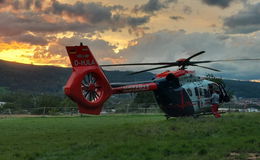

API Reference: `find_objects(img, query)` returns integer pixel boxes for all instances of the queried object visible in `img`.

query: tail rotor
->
[81,72,103,103]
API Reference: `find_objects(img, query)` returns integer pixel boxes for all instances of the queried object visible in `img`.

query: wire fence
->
[0,103,162,116]
[1,103,259,116]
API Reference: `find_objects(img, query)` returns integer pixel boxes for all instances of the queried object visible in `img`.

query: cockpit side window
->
[208,84,220,95]
[195,87,199,96]
[204,89,210,97]
[187,88,192,96]
[199,88,203,96]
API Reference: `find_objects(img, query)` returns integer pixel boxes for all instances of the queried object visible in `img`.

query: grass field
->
[0,113,259,160]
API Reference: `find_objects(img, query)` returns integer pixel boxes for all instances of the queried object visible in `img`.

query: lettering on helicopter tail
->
[74,59,96,66]
[66,45,98,67]
[112,83,158,94]
[76,54,89,58]
[68,49,77,54]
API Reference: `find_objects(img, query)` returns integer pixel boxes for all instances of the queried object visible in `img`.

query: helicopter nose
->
[154,81,194,117]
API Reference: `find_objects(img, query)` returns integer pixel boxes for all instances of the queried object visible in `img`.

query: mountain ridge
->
[1,59,260,98]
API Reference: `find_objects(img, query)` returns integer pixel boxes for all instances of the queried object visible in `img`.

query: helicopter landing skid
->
[193,111,227,118]
[165,114,171,120]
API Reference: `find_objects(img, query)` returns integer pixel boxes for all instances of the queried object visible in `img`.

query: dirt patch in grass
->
[228,152,260,160]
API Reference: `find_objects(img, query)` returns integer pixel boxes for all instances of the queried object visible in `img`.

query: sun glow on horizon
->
[250,80,260,83]
[0,42,35,64]
[0,56,70,68]
[0,42,70,67]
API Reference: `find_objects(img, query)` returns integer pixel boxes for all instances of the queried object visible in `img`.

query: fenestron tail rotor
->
[100,51,260,74]
[81,72,102,102]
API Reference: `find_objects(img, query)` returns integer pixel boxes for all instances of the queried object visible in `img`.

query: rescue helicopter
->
[64,43,260,118]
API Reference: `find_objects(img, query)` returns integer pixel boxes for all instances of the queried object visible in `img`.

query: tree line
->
[0,87,77,115]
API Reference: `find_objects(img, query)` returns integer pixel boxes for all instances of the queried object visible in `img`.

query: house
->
[0,102,6,107]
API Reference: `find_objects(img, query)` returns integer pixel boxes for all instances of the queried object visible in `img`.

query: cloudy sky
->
[0,0,260,80]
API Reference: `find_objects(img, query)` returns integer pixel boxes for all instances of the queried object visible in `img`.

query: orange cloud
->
[0,42,33,51]
[101,57,127,64]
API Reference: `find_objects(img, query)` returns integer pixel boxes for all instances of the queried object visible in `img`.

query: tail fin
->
[64,43,112,115]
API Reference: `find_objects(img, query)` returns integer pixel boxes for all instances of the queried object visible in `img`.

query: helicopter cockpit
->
[209,83,230,103]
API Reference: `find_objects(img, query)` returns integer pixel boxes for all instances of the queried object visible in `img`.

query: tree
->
[130,91,157,112]
[205,73,225,87]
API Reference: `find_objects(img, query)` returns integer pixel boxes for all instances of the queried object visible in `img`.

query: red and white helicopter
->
[64,43,259,118]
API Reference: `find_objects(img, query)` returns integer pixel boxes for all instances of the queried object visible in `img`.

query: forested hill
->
[224,80,260,98]
[0,60,153,94]
[1,60,260,98]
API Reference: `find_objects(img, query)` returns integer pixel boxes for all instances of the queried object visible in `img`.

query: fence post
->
[43,107,46,115]
[126,104,129,114]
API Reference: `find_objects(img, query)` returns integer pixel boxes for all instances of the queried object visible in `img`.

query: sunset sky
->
[0,0,260,80]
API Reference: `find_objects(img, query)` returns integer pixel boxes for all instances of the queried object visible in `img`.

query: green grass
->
[0,113,259,160]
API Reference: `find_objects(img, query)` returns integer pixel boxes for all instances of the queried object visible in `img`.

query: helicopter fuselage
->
[153,71,217,117]
[111,70,227,117]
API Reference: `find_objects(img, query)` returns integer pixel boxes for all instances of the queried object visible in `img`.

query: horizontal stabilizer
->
[78,104,103,115]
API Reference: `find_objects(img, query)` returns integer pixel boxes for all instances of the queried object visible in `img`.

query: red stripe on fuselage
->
[112,83,158,94]
[155,70,194,79]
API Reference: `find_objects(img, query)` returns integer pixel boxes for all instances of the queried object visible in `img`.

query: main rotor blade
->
[189,60,212,64]
[129,64,175,75]
[190,58,260,63]
[100,51,206,67]
[186,51,205,61]
[191,64,221,72]
[188,58,260,65]
[212,58,260,62]
[100,62,179,67]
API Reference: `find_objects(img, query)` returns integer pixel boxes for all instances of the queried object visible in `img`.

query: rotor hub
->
[88,83,96,91]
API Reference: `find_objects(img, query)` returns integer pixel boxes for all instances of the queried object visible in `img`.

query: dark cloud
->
[118,30,260,79]
[50,1,120,24]
[34,0,42,9]
[128,27,150,37]
[224,3,260,34]
[127,16,150,27]
[137,0,177,14]
[140,0,166,13]
[57,37,116,58]
[4,33,48,46]
[31,36,121,65]
[170,16,184,21]
[0,11,108,40]
[24,0,33,9]
[0,0,151,40]
[0,12,26,36]
[12,0,20,10]
[201,0,234,8]
[47,1,150,32]
[183,6,192,15]
[0,0,43,10]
